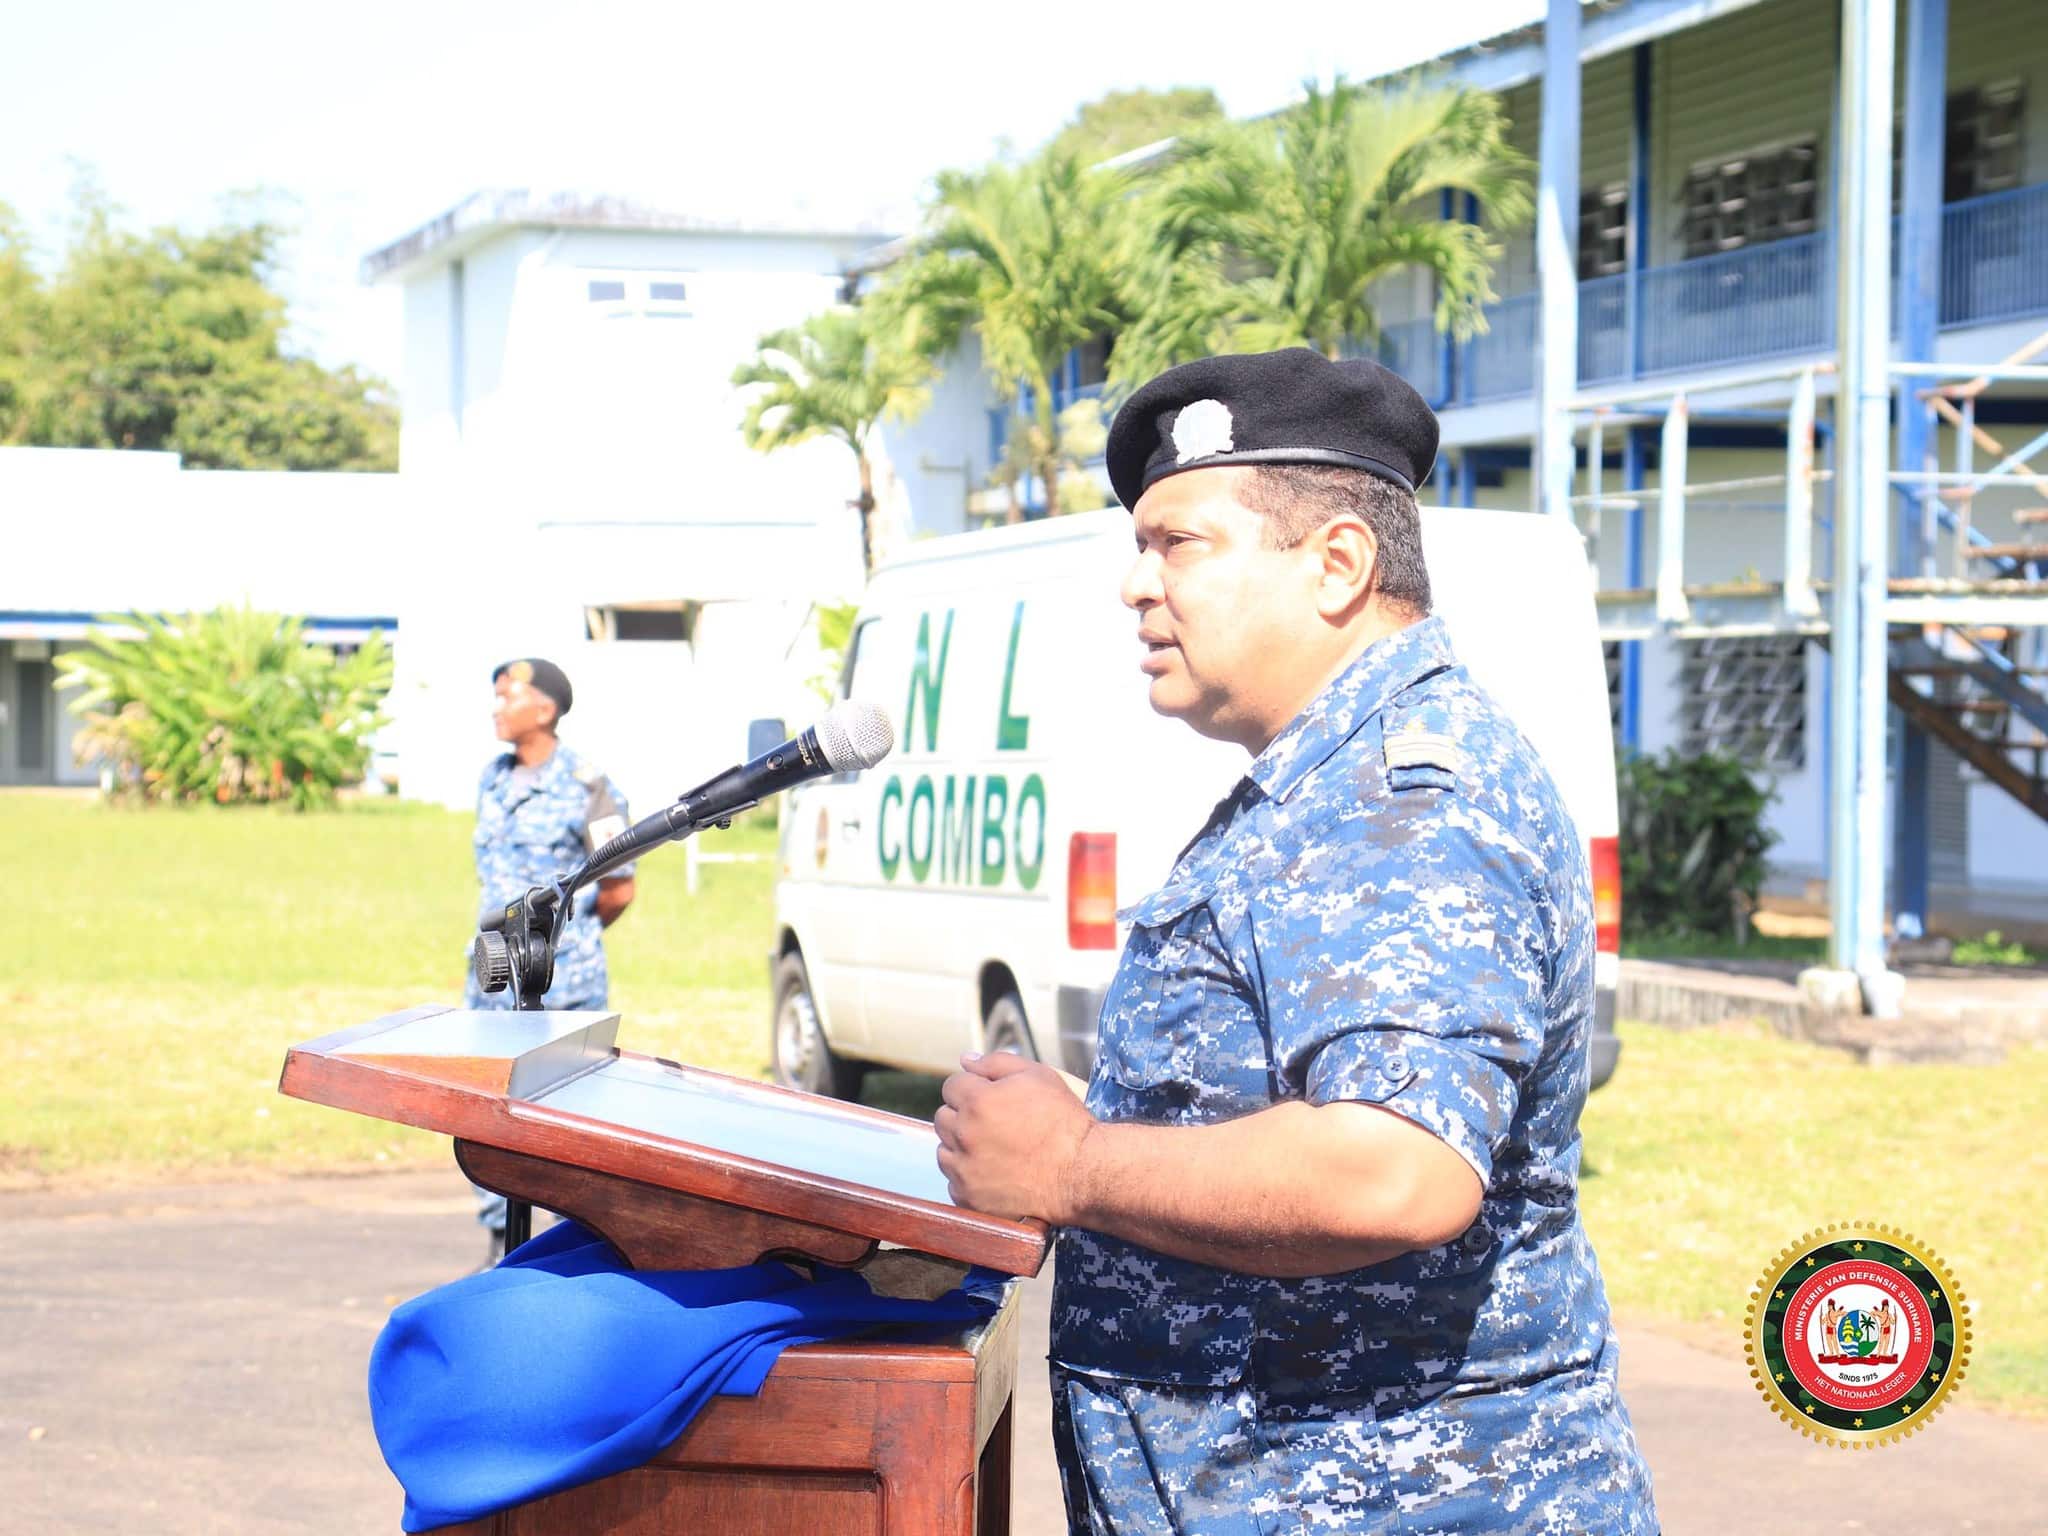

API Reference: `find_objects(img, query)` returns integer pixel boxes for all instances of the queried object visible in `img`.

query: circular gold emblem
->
[1745,1223,1970,1446]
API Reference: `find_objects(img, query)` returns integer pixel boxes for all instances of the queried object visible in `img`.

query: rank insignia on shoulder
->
[1386,719,1468,772]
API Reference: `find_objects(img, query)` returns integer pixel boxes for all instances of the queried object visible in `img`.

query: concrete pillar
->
[1889,0,1947,939]
[1828,0,1904,1015]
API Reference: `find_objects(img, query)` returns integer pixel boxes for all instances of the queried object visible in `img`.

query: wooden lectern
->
[279,1006,1050,1536]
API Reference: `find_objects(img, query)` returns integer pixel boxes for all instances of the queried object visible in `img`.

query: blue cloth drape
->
[369,1219,1003,1532]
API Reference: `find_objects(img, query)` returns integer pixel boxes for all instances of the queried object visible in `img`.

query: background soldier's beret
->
[492,657,573,719]
[1106,347,1440,511]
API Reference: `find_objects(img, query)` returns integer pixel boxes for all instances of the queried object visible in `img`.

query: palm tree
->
[732,307,931,573]
[1110,78,1532,384]
[877,150,1132,519]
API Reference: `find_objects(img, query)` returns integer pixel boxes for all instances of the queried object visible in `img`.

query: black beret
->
[1106,348,1439,511]
[492,657,573,719]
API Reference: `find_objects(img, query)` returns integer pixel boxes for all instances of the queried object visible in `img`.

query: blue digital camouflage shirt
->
[1050,615,1657,1533]
[461,745,633,1012]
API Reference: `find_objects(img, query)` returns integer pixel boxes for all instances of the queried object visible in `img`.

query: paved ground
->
[3,1169,2042,1533]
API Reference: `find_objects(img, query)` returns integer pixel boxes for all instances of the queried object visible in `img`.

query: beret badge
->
[1171,399,1235,464]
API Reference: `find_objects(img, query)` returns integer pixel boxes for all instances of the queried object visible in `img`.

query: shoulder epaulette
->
[1384,708,1470,784]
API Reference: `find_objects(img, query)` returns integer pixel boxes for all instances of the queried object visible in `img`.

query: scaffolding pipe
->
[1573,358,1837,409]
[1889,471,2048,487]
[1931,425,2048,500]
[1891,361,2048,383]
[1786,370,1821,618]
[1657,396,1690,624]
[1586,416,1606,576]
[1953,397,1976,580]
[1829,0,1901,1014]
[1537,0,1582,522]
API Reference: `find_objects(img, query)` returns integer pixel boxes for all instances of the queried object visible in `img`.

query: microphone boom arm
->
[469,701,893,1010]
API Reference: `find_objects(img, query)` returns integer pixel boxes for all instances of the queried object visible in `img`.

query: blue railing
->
[1052,378,1107,416]
[1373,296,1538,407]
[1637,230,1833,375]
[1379,179,2048,407]
[993,377,1109,475]
[1941,180,2048,329]
[1375,317,1444,404]
[1577,275,1632,385]
[1463,294,1541,403]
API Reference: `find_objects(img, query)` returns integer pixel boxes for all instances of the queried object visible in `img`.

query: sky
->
[2,0,1545,386]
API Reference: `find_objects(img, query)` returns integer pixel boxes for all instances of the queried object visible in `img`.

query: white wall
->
[381,453,865,814]
[0,446,409,787]
[872,336,998,544]
[380,220,881,810]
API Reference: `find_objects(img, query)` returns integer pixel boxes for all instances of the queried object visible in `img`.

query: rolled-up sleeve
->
[584,776,637,881]
[1258,793,1549,1186]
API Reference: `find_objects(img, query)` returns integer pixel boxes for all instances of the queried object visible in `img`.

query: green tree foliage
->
[1616,749,1778,940]
[0,194,397,470]
[1111,78,1532,383]
[805,601,862,705]
[55,608,393,810]
[878,150,1132,519]
[1049,87,1225,166]
[733,307,931,572]
[0,207,47,433]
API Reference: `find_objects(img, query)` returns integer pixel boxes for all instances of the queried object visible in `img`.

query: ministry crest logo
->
[1746,1223,1970,1445]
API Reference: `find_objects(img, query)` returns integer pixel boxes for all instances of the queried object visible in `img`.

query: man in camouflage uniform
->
[935,350,1658,1532]
[464,657,637,1260]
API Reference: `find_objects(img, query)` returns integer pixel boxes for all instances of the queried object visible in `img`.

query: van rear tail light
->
[1591,836,1622,955]
[1068,833,1118,950]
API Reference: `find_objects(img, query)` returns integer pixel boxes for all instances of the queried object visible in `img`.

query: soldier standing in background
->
[934,350,1658,1532]
[464,657,636,1265]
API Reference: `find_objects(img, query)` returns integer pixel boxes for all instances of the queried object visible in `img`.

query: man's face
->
[1120,467,1331,752]
[492,673,555,741]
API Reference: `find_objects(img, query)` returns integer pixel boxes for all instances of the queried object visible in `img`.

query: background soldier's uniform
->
[462,746,634,1013]
[1051,616,1659,1533]
[463,746,633,1240]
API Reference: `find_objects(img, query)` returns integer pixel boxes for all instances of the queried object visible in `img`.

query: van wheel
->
[983,992,1039,1060]
[772,953,863,1100]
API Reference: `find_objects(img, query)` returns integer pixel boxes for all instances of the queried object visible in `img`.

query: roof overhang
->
[1430,0,1775,95]
[361,188,902,285]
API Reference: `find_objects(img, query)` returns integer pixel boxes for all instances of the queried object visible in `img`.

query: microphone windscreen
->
[816,700,895,773]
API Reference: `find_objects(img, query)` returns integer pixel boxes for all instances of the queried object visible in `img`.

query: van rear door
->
[790,614,900,1053]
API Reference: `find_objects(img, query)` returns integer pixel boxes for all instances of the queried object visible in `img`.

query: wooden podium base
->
[435,1142,1021,1535]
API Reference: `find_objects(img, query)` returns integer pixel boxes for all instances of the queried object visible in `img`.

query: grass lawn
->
[6,790,2043,1413]
[1581,1020,2048,1416]
[0,792,785,1184]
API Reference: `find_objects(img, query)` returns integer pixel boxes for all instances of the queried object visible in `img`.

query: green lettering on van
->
[906,775,936,882]
[978,774,1009,887]
[996,601,1030,751]
[939,775,978,884]
[876,777,904,879]
[1014,773,1047,891]
[905,610,954,753]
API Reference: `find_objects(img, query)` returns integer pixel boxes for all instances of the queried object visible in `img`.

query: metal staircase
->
[1890,357,2048,824]
[1889,624,2048,820]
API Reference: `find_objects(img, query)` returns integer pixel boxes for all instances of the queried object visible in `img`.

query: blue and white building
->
[876,0,2048,990]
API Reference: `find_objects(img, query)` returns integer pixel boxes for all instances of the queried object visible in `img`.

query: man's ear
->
[1313,515,1379,620]
[536,696,559,732]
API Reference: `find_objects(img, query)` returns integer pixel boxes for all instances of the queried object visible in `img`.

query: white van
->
[768,505,1623,1099]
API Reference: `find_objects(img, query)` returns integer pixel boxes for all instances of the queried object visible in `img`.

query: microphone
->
[586,701,895,878]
